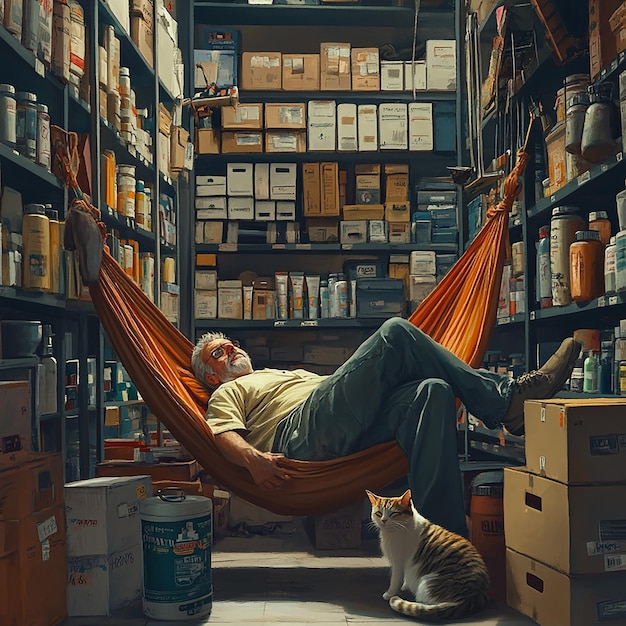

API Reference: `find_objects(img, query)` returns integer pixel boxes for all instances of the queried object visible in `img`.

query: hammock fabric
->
[58,128,528,515]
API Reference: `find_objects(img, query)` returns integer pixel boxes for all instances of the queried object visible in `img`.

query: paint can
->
[140,489,213,621]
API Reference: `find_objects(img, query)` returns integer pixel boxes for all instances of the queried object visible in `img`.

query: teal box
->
[433,102,456,152]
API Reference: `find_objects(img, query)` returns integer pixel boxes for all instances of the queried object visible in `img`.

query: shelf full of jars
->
[0,0,189,477]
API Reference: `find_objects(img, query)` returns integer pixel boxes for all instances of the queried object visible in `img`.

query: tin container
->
[0,84,17,147]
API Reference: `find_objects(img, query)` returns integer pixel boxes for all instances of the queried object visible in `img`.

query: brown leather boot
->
[501,338,582,436]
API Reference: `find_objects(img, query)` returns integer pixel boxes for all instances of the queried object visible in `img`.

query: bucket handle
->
[156,487,187,503]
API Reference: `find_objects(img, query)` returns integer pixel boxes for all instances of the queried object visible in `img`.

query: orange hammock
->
[56,125,528,516]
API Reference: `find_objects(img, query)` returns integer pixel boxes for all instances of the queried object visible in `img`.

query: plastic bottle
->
[599,340,613,394]
[536,225,552,308]
[605,235,617,294]
[36,103,51,171]
[135,180,147,227]
[45,206,60,294]
[550,206,586,306]
[583,350,598,393]
[569,349,584,393]
[616,230,626,292]
[37,325,58,415]
[334,273,348,318]
[569,230,605,302]
[319,280,330,319]
[588,210,611,246]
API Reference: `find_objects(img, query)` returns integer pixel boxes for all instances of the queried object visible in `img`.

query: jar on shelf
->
[569,230,605,302]
[550,206,586,306]
[16,91,38,161]
[117,164,136,218]
[0,84,17,147]
[536,225,552,308]
[22,204,51,290]
[615,230,626,293]
[605,235,617,294]
[588,210,611,246]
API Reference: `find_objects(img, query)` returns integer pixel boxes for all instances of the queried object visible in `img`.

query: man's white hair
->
[191,331,229,383]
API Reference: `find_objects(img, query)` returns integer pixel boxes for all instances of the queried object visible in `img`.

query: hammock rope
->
[54,131,528,516]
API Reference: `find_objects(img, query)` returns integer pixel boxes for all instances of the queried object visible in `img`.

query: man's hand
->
[213,430,291,489]
[242,449,291,489]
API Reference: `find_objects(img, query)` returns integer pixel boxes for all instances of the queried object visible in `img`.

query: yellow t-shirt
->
[205,368,327,451]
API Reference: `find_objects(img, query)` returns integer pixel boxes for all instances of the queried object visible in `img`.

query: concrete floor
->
[64,520,537,626]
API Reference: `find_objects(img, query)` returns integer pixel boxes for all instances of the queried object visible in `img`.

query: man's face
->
[201,338,253,386]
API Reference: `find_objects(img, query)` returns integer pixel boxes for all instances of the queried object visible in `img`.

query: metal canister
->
[0,84,17,147]
[565,92,589,155]
[550,206,586,306]
[16,91,38,160]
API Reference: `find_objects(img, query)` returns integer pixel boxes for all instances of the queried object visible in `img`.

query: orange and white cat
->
[366,489,490,622]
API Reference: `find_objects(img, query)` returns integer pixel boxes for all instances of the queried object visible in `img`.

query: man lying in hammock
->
[191,318,580,537]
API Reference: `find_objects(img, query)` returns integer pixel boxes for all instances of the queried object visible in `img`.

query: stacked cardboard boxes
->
[504,398,626,626]
[0,452,67,626]
[64,475,152,617]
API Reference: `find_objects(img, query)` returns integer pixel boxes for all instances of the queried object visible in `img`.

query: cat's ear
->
[400,490,412,507]
[365,490,377,504]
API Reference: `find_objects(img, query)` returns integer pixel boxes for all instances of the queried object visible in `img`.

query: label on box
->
[597,599,626,621]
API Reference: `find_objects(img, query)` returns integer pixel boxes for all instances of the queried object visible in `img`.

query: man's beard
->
[220,353,253,382]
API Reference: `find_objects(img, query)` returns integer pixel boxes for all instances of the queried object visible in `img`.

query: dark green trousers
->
[272,318,514,535]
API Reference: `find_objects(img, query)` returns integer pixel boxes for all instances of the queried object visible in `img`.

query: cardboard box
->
[195,128,220,154]
[95,459,200,482]
[64,475,152,556]
[307,502,362,549]
[610,3,626,55]
[506,547,626,626]
[218,280,243,319]
[321,162,340,216]
[307,100,337,152]
[379,103,408,150]
[0,519,20,626]
[228,197,255,220]
[524,398,626,484]
[342,204,384,221]
[504,467,626,575]
[169,126,189,171]
[241,52,282,90]
[385,201,410,222]
[197,175,227,195]
[0,381,32,458]
[270,163,297,200]
[227,163,254,195]
[381,60,404,91]
[67,543,143,616]
[265,103,306,129]
[282,53,320,91]
[265,130,307,153]
[351,47,380,91]
[337,102,357,151]
[306,218,339,243]
[409,102,434,151]
[221,103,264,130]
[589,0,623,80]
[15,504,67,626]
[252,289,276,320]
[130,14,153,66]
[303,162,321,216]
[357,104,378,152]
[405,60,427,91]
[426,39,456,90]
[221,131,263,153]
[195,290,218,319]
[320,42,351,90]
[0,453,64,521]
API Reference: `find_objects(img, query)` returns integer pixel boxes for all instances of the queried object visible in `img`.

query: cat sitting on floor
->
[366,489,490,622]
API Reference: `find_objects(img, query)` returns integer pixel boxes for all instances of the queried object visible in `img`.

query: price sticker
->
[577,170,591,186]
[597,296,607,307]
[341,244,353,250]
[301,320,319,327]
[274,320,286,327]
[295,244,312,250]
[34,59,45,77]
[550,194,556,203]
[609,295,618,306]
[530,311,536,320]
[218,243,237,252]
[618,152,624,163]
[272,244,286,250]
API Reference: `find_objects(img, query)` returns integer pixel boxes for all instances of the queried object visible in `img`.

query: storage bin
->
[356,278,404,318]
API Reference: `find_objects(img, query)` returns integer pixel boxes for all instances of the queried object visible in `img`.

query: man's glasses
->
[209,340,240,360]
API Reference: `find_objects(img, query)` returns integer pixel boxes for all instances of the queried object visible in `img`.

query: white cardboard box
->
[358,104,378,152]
[67,543,143,616]
[381,60,404,91]
[255,200,276,221]
[276,201,297,221]
[64,475,152,557]
[227,197,255,220]
[254,163,270,199]
[408,102,434,151]
[307,100,336,151]
[218,280,243,319]
[405,60,427,91]
[227,163,254,196]
[426,39,456,90]
[196,175,227,196]
[379,103,408,150]
[195,290,218,319]
[270,163,297,200]
[337,103,358,152]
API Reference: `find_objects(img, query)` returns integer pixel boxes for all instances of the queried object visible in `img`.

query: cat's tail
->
[389,596,467,620]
